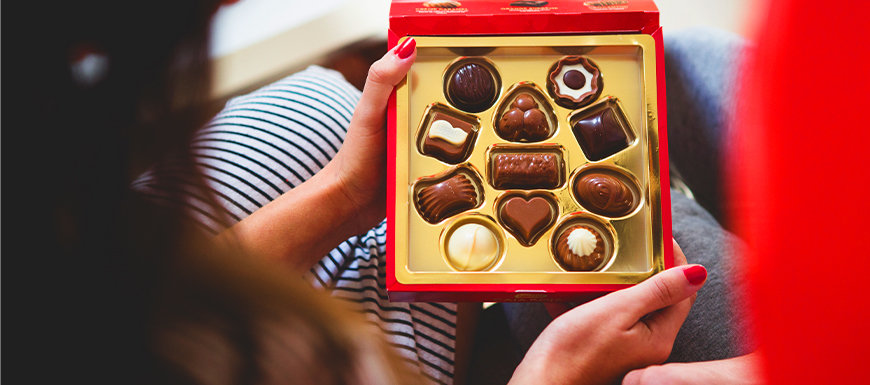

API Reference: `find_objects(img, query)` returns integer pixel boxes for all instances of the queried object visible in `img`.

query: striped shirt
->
[133,65,457,385]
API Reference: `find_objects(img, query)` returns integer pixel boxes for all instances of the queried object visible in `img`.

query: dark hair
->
[4,1,418,383]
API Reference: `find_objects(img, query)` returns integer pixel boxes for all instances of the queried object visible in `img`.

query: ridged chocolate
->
[574,172,634,217]
[491,153,560,189]
[555,225,606,271]
[416,173,478,223]
[447,63,497,113]
[496,93,550,142]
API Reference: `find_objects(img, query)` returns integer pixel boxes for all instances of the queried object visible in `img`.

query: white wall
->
[656,0,752,36]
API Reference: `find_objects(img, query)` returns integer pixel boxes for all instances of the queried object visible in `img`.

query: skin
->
[218,39,758,385]
[509,240,705,385]
[218,42,415,272]
[622,352,762,385]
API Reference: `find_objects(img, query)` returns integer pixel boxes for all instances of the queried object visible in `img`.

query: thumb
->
[610,264,707,324]
[348,37,416,136]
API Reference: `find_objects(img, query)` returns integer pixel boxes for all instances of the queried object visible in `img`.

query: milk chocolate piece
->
[499,195,556,246]
[547,56,603,109]
[416,173,478,223]
[574,172,635,217]
[446,62,498,113]
[491,153,560,189]
[421,112,476,164]
[555,225,607,271]
[571,100,630,161]
[496,93,550,142]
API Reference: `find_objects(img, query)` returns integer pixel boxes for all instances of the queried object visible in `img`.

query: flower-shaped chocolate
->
[547,56,603,109]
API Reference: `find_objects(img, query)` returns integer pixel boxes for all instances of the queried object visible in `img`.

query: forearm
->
[218,163,362,272]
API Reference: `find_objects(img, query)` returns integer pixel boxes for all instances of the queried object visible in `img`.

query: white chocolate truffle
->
[446,223,499,271]
[566,227,597,257]
[429,119,468,145]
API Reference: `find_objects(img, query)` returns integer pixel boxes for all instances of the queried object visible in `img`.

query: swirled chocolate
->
[416,173,478,223]
[496,93,550,142]
[491,153,560,189]
[446,62,498,113]
[555,225,607,271]
[574,172,634,217]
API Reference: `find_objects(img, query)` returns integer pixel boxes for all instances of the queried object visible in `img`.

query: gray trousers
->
[501,27,755,363]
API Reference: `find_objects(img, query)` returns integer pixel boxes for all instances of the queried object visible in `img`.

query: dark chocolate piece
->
[496,93,550,142]
[510,0,548,6]
[491,153,560,189]
[547,56,603,109]
[574,172,634,217]
[571,100,630,161]
[563,70,586,89]
[499,195,556,246]
[555,225,607,271]
[421,112,476,164]
[446,62,497,113]
[416,173,478,223]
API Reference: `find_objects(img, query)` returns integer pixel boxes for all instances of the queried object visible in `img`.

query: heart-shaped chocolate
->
[499,195,556,246]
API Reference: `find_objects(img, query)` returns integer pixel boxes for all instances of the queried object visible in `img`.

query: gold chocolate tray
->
[393,35,664,285]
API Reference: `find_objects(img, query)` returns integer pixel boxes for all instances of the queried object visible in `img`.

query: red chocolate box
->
[387,0,673,302]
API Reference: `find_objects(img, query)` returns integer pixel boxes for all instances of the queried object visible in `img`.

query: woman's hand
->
[324,37,417,234]
[221,39,416,271]
[622,352,762,385]
[509,240,706,385]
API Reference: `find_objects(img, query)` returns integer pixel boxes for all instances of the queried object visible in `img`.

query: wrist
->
[320,156,376,234]
[511,330,592,385]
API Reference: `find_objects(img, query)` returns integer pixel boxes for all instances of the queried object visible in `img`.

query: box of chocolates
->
[387,0,673,302]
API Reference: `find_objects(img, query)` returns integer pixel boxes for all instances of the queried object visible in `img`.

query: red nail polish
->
[683,265,707,285]
[395,38,416,59]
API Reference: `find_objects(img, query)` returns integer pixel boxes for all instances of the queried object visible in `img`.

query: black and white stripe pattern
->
[133,65,457,385]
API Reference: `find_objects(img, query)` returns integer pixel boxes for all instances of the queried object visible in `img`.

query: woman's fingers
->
[623,352,763,385]
[348,37,416,136]
[611,264,707,324]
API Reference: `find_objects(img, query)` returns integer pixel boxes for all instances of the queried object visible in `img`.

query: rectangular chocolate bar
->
[491,153,561,190]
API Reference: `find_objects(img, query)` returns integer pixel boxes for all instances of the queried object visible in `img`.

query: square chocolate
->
[419,105,479,165]
[569,97,633,161]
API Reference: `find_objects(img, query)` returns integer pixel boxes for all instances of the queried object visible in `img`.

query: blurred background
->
[207,0,751,104]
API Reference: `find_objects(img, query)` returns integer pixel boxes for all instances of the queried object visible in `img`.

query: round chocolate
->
[447,63,497,113]
[546,56,603,109]
[554,225,606,271]
[513,93,537,110]
[574,172,634,217]
[446,223,500,271]
[499,108,524,132]
[523,109,547,137]
[563,70,586,89]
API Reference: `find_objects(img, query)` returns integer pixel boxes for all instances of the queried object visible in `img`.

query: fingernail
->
[395,38,416,59]
[683,265,707,285]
